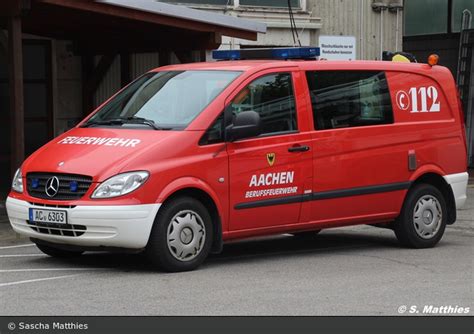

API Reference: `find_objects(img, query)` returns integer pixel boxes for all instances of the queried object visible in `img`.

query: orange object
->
[428,54,439,66]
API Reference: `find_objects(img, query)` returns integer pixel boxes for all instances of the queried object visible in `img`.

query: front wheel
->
[394,183,447,248]
[146,197,213,272]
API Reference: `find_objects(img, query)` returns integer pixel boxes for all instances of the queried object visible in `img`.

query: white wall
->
[310,0,404,60]
[177,2,321,50]
[179,0,403,60]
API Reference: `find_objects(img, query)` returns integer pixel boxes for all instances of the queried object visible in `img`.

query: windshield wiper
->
[82,116,170,130]
[119,116,162,130]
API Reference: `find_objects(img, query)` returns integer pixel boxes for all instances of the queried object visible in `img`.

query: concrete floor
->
[0,186,472,316]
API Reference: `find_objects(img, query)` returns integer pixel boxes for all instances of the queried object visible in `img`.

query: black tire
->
[35,243,84,258]
[146,196,213,272]
[394,183,447,248]
[292,230,321,239]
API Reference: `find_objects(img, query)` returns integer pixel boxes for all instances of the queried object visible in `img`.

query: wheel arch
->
[408,171,456,225]
[157,179,224,253]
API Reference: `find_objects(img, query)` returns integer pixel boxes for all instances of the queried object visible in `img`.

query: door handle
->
[288,145,310,153]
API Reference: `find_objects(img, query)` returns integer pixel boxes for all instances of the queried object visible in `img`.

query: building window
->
[162,0,299,7]
[163,0,233,5]
[240,0,299,7]
[306,71,393,130]
[230,73,297,135]
[404,0,448,36]
[452,0,474,32]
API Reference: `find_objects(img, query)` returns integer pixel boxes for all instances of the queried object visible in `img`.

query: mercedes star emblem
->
[45,176,60,197]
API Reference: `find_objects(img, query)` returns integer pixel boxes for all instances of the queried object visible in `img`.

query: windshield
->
[83,70,241,129]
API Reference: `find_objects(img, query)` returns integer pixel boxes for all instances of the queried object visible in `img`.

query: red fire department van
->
[6,48,469,272]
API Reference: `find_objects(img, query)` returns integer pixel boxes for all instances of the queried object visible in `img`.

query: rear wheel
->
[146,197,213,272]
[35,243,84,258]
[394,183,447,248]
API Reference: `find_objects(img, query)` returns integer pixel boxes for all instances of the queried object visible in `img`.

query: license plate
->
[29,208,68,224]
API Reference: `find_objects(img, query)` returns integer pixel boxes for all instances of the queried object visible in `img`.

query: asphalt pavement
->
[0,186,472,316]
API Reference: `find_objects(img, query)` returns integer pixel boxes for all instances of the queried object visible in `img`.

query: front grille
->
[27,221,87,237]
[28,202,76,209]
[27,173,93,200]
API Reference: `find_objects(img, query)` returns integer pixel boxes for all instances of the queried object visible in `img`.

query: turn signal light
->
[428,54,439,66]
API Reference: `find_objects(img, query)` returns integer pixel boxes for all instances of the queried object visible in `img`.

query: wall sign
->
[319,35,357,60]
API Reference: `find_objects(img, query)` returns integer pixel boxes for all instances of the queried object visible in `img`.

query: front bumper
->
[6,197,161,249]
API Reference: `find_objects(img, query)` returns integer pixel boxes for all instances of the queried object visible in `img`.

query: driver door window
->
[230,73,297,136]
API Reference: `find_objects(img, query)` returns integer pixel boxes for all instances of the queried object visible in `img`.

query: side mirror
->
[226,111,261,142]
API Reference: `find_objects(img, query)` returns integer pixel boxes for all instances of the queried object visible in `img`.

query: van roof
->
[152,60,451,76]
[152,60,282,72]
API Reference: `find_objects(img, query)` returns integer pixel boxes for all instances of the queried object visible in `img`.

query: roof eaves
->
[97,0,267,34]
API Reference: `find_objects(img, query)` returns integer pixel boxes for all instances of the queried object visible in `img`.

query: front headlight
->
[91,171,149,199]
[12,168,23,193]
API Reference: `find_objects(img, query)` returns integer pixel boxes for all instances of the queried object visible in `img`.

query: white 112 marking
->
[408,86,440,113]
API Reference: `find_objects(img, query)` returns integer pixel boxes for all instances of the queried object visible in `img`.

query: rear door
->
[304,70,407,224]
[227,69,313,231]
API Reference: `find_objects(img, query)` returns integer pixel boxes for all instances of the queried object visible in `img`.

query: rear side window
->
[230,73,297,135]
[306,71,393,130]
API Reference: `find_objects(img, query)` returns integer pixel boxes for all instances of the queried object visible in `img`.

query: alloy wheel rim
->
[413,195,442,239]
[167,210,206,262]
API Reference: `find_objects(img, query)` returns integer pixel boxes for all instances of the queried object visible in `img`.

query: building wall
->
[220,5,321,49]
[167,1,321,52]
[55,40,83,135]
[0,31,10,191]
[131,52,161,79]
[404,35,460,76]
[53,48,180,135]
[403,0,474,166]
[171,0,403,60]
[309,0,404,60]
[93,51,188,110]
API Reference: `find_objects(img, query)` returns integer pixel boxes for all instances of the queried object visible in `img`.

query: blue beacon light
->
[212,47,320,61]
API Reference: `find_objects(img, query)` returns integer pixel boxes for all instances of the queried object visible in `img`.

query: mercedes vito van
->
[6,48,469,272]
